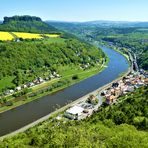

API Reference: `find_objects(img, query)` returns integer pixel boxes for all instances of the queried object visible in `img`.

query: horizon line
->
[0,15,148,23]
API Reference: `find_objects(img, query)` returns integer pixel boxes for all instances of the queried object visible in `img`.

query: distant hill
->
[47,20,148,70]
[0,15,59,33]
[83,20,148,28]
[47,20,148,28]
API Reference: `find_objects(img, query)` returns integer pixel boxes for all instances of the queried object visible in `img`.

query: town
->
[57,71,148,121]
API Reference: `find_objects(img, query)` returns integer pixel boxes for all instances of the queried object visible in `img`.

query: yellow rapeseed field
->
[0,31,14,41]
[45,34,60,38]
[0,31,60,41]
[13,32,43,39]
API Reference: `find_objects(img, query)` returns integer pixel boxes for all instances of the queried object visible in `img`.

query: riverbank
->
[0,56,130,140]
[0,57,109,114]
[0,45,129,138]
[0,45,131,139]
[97,41,129,60]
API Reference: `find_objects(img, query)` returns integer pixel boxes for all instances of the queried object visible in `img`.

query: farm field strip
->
[44,34,60,38]
[0,31,60,40]
[0,31,14,41]
[12,32,43,39]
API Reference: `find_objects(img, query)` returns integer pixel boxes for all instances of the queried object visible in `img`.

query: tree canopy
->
[0,39,103,88]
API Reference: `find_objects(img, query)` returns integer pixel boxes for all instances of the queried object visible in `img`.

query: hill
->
[94,27,148,70]
[0,37,105,95]
[0,16,58,33]
[82,20,148,28]
[47,21,148,70]
[0,86,147,147]
[47,20,148,30]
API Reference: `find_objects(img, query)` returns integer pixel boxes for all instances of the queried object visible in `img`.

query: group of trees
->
[95,86,148,130]
[51,22,148,70]
[0,39,103,89]
[0,86,147,147]
[93,28,148,70]
[102,35,148,70]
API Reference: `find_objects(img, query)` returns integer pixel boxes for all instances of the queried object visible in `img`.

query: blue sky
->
[0,0,148,22]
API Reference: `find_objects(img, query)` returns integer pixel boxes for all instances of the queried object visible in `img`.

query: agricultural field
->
[0,31,14,41]
[12,32,43,39]
[13,32,60,39]
[44,34,60,38]
[0,31,61,41]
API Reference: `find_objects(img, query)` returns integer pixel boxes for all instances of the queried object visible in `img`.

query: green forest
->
[0,16,107,114]
[49,22,148,70]
[0,16,105,93]
[0,39,104,91]
[0,86,147,147]
[98,28,148,70]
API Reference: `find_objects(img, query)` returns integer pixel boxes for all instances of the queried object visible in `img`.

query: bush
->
[6,101,13,106]
[72,75,79,80]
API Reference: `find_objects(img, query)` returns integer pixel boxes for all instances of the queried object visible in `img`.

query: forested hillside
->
[0,16,58,33]
[0,16,106,93]
[0,39,103,89]
[0,86,147,147]
[92,28,148,70]
[49,22,148,70]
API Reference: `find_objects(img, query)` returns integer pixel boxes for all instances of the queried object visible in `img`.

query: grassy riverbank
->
[0,58,109,113]
[0,45,131,139]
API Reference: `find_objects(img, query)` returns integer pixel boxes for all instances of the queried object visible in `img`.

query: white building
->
[9,89,14,94]
[65,106,84,120]
[16,86,21,91]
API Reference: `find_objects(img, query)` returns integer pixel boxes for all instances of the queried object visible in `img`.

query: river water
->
[0,46,129,136]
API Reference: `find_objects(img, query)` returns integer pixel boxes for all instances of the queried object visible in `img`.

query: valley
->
[0,16,106,113]
[0,9,147,148]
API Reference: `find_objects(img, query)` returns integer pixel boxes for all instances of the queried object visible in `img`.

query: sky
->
[0,0,148,22]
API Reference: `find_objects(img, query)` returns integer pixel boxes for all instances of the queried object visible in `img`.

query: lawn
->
[41,37,65,44]
[0,76,15,92]
[58,65,81,76]
[45,34,60,38]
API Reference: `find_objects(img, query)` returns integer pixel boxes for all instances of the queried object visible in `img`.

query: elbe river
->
[0,46,129,136]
